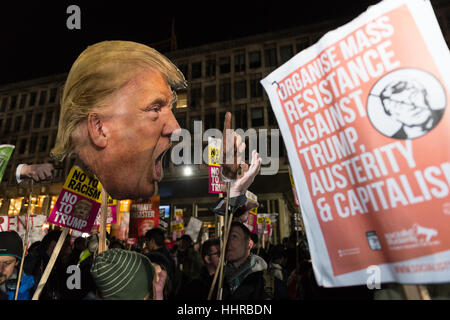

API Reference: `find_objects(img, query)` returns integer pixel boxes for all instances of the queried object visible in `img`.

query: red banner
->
[129,196,160,238]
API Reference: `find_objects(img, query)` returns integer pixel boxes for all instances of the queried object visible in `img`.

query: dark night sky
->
[0,0,381,86]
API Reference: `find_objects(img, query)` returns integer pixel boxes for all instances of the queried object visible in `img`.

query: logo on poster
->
[366,231,382,250]
[367,68,446,140]
[384,223,439,250]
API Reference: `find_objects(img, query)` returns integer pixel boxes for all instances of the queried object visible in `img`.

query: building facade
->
[1,1,449,243]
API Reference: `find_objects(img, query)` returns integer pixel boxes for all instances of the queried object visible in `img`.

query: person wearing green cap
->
[90,248,166,300]
[0,231,35,300]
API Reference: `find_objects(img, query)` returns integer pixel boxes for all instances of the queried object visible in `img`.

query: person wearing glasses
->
[175,238,221,300]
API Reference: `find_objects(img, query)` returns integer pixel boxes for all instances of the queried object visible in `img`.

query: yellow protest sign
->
[63,166,102,202]
[175,209,183,217]
[257,217,271,225]
[171,222,184,232]
[208,137,221,166]
[208,146,220,166]
[63,166,117,204]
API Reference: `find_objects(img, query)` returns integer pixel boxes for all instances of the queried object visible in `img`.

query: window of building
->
[204,85,216,104]
[204,112,216,131]
[24,112,32,131]
[268,107,277,125]
[296,36,310,53]
[249,51,261,69]
[219,80,231,103]
[189,116,201,134]
[19,94,27,109]
[0,119,3,131]
[205,58,216,77]
[250,75,263,98]
[178,64,188,79]
[39,136,48,153]
[219,57,230,74]
[29,136,37,154]
[219,111,226,130]
[234,80,247,100]
[29,92,37,106]
[44,111,53,128]
[264,47,277,68]
[4,117,11,133]
[280,44,294,64]
[54,110,60,126]
[49,88,57,104]
[191,62,202,79]
[190,86,202,109]
[1,97,7,112]
[50,133,57,151]
[251,107,265,127]
[19,138,27,154]
[9,137,17,149]
[38,91,47,106]
[14,116,22,132]
[10,95,17,110]
[3,165,11,183]
[176,114,186,129]
[234,52,246,73]
[234,105,248,129]
[33,113,42,129]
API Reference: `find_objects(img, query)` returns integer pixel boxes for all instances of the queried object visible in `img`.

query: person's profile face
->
[226,226,250,263]
[0,256,18,284]
[383,85,432,127]
[208,245,220,269]
[98,69,180,200]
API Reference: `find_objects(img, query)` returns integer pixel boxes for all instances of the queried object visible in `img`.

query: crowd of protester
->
[1,225,388,301]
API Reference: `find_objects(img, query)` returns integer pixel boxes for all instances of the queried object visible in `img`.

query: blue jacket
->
[6,273,35,300]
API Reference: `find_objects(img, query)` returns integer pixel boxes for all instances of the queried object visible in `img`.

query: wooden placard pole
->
[98,186,109,254]
[32,227,69,300]
[208,182,233,300]
[216,210,234,300]
[402,284,431,300]
[14,180,33,300]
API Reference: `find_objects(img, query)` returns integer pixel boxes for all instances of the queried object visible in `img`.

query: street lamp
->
[183,166,193,176]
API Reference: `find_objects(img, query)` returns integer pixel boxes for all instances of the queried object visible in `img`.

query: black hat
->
[0,231,23,260]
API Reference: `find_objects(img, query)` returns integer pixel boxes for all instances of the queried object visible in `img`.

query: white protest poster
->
[261,0,450,287]
[184,216,203,243]
[0,215,47,245]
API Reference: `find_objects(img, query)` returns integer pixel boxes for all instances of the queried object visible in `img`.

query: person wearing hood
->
[0,231,35,300]
[223,222,288,300]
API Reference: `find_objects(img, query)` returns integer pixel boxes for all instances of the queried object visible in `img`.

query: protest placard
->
[257,214,272,235]
[172,208,185,241]
[93,200,118,226]
[0,214,47,245]
[47,165,107,232]
[128,195,160,238]
[184,216,203,243]
[0,145,15,183]
[208,137,226,193]
[243,191,258,234]
[261,0,450,287]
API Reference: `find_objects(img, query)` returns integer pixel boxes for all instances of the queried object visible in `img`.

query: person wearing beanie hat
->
[0,231,35,300]
[90,248,166,300]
